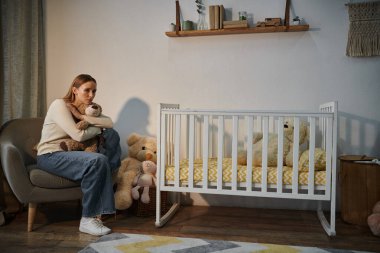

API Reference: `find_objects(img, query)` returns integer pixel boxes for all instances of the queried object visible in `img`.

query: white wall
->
[45,0,380,209]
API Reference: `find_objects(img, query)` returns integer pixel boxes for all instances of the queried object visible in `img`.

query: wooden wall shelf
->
[165,24,309,37]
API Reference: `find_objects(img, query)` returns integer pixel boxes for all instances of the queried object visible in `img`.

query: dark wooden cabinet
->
[339,155,380,225]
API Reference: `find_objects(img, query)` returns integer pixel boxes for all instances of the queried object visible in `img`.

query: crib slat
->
[174,114,181,188]
[217,116,224,190]
[262,117,268,193]
[170,115,175,166]
[202,116,209,189]
[246,116,253,192]
[188,115,195,189]
[325,118,333,198]
[277,117,284,193]
[160,114,167,187]
[165,115,169,166]
[232,116,238,191]
[292,117,299,194]
[166,114,173,166]
[321,117,326,149]
[196,116,202,158]
[308,117,316,195]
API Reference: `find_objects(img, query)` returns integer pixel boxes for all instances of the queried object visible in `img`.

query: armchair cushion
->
[27,165,80,189]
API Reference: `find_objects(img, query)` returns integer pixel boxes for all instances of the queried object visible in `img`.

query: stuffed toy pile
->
[238,118,309,167]
[368,201,380,236]
[60,102,103,152]
[114,133,157,210]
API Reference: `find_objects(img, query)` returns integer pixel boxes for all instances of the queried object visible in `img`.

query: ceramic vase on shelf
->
[197,13,208,30]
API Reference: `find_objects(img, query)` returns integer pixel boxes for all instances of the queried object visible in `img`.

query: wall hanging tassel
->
[346,1,380,57]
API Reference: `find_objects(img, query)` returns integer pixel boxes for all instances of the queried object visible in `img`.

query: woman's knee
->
[87,153,109,172]
[93,153,108,164]
[104,128,120,142]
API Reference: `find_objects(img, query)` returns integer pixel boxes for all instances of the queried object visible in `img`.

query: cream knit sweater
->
[37,99,113,155]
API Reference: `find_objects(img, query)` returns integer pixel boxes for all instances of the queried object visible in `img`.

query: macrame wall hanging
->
[346,1,380,57]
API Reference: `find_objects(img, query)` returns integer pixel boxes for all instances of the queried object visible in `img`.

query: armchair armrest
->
[1,142,34,204]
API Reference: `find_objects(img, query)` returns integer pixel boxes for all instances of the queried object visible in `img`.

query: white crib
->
[155,102,338,236]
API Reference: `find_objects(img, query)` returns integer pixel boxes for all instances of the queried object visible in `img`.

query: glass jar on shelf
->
[195,0,207,30]
[197,12,208,30]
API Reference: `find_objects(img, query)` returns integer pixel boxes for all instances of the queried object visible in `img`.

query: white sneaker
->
[79,217,111,236]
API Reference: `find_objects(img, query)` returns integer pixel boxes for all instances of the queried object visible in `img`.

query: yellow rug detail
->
[116,235,181,253]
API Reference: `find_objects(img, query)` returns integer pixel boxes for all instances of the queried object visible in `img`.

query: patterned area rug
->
[79,233,374,253]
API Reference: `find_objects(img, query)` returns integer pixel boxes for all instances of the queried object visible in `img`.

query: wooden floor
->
[0,200,379,253]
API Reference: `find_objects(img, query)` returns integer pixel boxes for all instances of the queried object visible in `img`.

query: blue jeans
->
[37,128,121,217]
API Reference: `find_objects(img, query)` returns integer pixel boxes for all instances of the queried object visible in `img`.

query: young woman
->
[37,74,121,236]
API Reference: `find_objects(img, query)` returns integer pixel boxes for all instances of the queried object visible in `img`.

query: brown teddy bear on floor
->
[368,201,380,236]
[60,102,103,152]
[114,133,157,210]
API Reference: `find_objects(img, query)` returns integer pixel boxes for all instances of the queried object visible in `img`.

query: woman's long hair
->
[63,74,97,103]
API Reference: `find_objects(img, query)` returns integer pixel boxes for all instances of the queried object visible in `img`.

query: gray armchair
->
[0,118,82,231]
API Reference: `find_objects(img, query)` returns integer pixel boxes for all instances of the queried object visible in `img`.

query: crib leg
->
[155,192,181,228]
[317,201,336,236]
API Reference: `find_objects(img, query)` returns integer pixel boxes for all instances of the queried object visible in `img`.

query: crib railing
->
[157,104,337,200]
[156,102,338,236]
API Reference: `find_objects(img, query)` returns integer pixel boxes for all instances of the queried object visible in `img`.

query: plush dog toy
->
[60,102,103,152]
[114,133,157,210]
[131,160,157,204]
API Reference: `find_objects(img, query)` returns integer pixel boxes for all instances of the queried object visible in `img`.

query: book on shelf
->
[209,5,224,30]
[223,25,248,29]
[219,5,224,28]
[223,20,248,29]
[223,20,248,26]
[214,5,219,29]
[209,5,215,30]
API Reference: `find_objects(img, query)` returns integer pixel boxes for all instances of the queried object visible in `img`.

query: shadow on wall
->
[114,97,154,158]
[338,111,380,158]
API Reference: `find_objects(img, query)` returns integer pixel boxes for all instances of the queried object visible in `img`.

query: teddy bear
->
[66,102,103,130]
[114,133,157,210]
[131,160,157,204]
[297,147,326,171]
[59,102,103,152]
[368,201,380,236]
[238,118,309,167]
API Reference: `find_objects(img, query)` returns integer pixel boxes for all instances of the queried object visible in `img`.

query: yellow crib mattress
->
[165,158,326,186]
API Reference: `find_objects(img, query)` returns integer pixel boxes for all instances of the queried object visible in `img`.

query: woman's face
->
[73,81,97,105]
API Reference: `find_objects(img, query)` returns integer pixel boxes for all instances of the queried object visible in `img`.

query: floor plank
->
[0,200,379,253]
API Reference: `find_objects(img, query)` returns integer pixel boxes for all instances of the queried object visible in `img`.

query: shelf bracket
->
[284,0,290,30]
[175,0,181,34]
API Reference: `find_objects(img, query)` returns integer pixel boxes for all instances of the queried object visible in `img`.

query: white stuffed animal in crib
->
[238,118,309,167]
[131,160,157,204]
